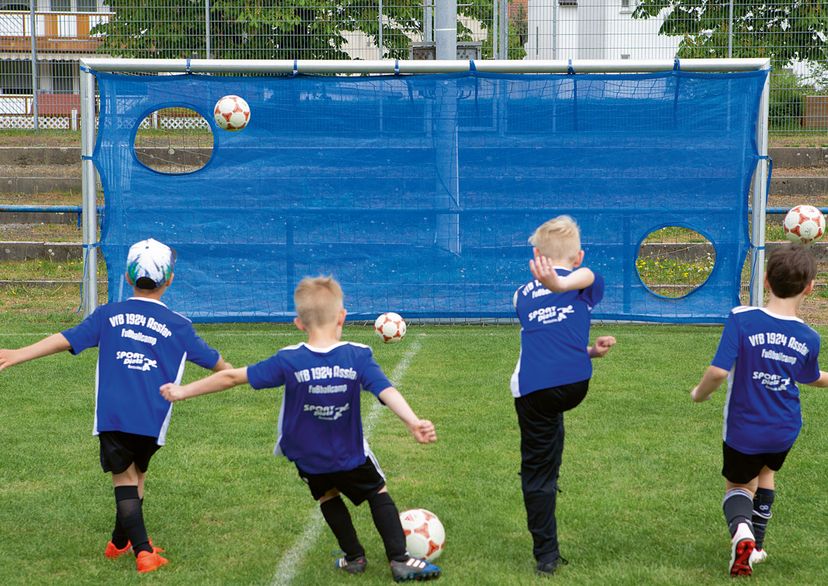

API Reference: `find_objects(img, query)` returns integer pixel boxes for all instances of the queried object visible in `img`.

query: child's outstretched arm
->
[211,357,233,372]
[378,387,437,444]
[160,367,249,402]
[530,248,594,292]
[804,370,828,388]
[0,333,71,372]
[691,366,729,402]
[588,336,616,358]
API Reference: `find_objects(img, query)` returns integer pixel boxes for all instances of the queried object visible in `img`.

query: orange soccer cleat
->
[136,550,169,573]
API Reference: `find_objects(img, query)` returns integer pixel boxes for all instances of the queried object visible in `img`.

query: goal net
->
[84,60,769,322]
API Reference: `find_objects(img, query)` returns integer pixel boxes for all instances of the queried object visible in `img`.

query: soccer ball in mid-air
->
[213,95,251,131]
[399,509,445,562]
[374,312,406,343]
[783,204,825,244]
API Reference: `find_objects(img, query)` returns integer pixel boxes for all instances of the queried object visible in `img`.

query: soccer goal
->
[79,58,770,323]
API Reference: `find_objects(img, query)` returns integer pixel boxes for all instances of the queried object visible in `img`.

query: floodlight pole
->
[80,66,98,317]
[749,65,771,307]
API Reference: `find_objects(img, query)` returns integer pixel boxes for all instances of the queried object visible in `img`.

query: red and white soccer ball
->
[783,204,825,244]
[213,95,251,131]
[374,312,406,343]
[399,508,445,562]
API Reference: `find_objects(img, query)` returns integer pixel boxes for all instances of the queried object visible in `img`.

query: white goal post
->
[78,57,771,317]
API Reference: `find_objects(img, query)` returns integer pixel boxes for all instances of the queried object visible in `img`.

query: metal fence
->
[1,0,827,132]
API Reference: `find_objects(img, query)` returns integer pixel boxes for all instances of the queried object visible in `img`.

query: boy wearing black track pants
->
[511,215,616,577]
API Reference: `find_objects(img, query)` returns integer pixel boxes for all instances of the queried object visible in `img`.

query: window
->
[0,61,33,94]
[77,0,98,12]
[51,62,76,93]
[51,0,72,11]
[621,0,633,12]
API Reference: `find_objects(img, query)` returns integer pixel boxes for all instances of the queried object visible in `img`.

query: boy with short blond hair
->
[691,244,828,577]
[0,238,230,574]
[512,215,616,577]
[160,275,442,582]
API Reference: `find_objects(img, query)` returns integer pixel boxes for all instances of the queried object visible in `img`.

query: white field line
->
[270,336,423,586]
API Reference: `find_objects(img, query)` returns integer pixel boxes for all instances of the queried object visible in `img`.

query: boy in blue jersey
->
[159,276,442,582]
[691,244,828,577]
[0,238,230,574]
[511,215,616,577]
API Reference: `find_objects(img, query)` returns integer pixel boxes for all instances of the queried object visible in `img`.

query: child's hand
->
[160,383,185,402]
[690,386,712,402]
[529,248,564,291]
[0,349,19,371]
[590,336,616,358]
[409,419,437,444]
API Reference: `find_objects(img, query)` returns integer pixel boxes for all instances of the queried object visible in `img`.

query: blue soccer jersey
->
[246,341,393,475]
[712,306,822,454]
[61,298,220,444]
[510,269,605,397]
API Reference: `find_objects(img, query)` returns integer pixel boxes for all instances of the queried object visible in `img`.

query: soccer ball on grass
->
[783,205,825,244]
[213,95,251,131]
[374,312,406,343]
[399,508,445,562]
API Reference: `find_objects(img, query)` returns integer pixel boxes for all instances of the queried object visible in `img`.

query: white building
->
[525,0,680,61]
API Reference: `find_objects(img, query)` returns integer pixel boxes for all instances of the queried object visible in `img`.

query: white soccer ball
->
[213,95,251,131]
[374,312,406,343]
[399,508,445,562]
[783,204,825,244]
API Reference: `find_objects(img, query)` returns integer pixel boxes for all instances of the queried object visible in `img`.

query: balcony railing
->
[0,10,113,53]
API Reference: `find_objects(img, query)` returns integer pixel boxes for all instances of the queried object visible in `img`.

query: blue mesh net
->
[93,69,767,323]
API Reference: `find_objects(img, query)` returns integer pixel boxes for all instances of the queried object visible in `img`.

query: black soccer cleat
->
[335,555,367,574]
[390,557,441,582]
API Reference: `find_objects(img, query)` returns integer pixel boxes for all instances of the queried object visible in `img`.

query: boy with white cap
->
[0,238,230,574]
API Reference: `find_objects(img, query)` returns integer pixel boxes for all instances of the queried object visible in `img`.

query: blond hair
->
[294,276,344,328]
[528,215,581,262]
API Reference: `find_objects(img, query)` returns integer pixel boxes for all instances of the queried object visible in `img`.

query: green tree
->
[632,0,828,65]
[93,0,514,61]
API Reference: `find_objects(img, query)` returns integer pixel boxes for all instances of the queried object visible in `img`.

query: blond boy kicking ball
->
[160,276,441,582]
[691,244,828,577]
[0,238,231,573]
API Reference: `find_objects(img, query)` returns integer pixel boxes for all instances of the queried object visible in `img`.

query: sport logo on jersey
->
[303,402,350,421]
[115,351,158,372]
[752,371,790,392]
[528,304,575,324]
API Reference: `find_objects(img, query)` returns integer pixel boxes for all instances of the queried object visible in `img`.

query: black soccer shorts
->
[99,431,161,474]
[297,457,386,505]
[722,441,790,485]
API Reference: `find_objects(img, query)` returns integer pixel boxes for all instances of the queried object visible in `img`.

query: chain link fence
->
[1,1,827,132]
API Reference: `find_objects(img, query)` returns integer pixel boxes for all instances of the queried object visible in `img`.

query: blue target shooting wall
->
[93,69,767,322]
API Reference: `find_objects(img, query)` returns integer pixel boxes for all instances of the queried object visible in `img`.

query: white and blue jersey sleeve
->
[711,306,822,454]
[61,298,220,445]
[247,342,392,474]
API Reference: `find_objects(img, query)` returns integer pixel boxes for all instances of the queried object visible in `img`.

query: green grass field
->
[1,319,827,585]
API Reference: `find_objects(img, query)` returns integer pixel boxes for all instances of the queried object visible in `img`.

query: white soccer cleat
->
[729,522,755,577]
[749,548,768,565]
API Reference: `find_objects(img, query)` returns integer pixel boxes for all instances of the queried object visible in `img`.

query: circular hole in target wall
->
[636,226,716,298]
[134,107,214,174]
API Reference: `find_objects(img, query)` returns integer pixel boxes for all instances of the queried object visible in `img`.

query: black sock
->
[723,488,754,537]
[320,496,365,561]
[111,496,142,548]
[114,486,151,555]
[752,488,775,549]
[368,491,407,562]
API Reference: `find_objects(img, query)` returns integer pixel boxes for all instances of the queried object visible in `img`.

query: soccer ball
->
[783,204,825,244]
[374,312,406,343]
[399,509,445,562]
[213,95,251,131]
